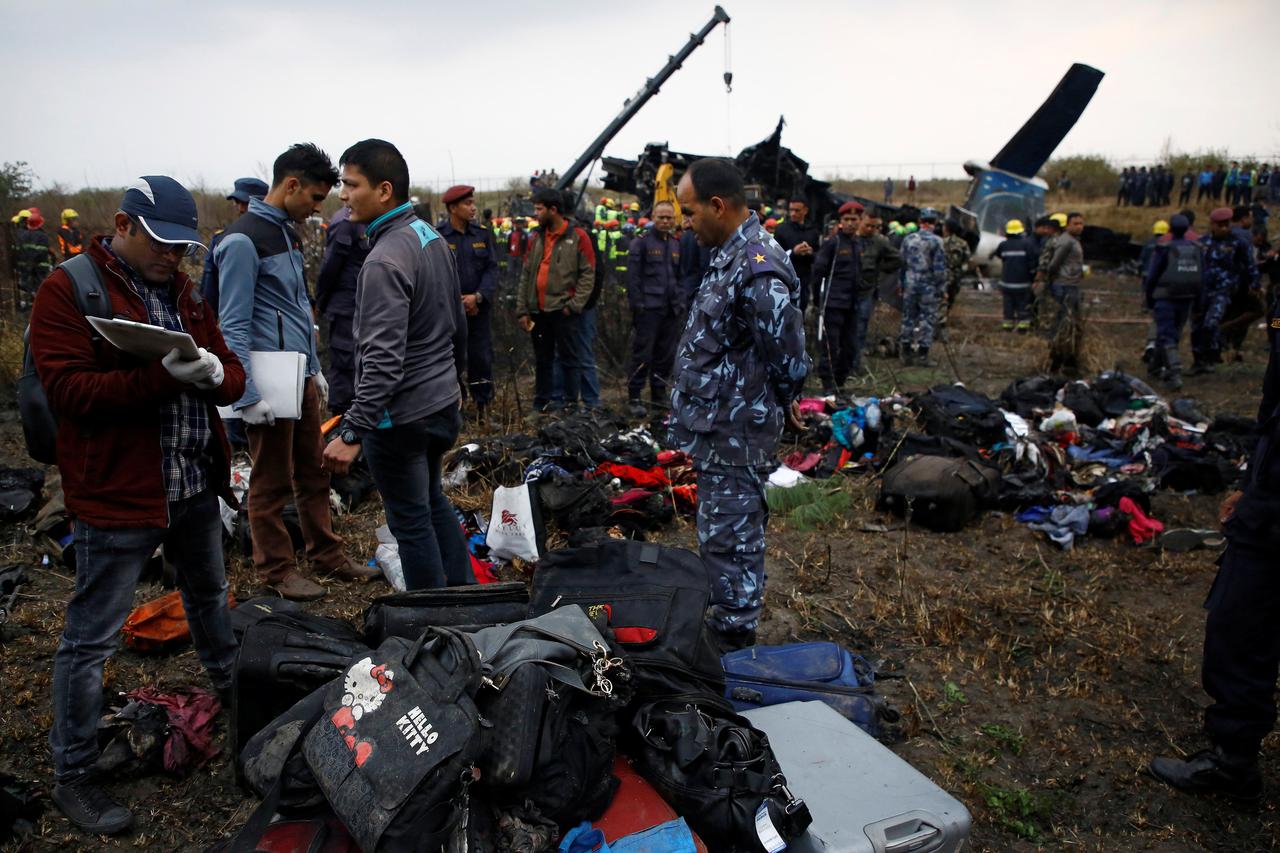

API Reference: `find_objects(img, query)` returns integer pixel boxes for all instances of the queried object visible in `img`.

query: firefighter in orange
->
[57,208,84,258]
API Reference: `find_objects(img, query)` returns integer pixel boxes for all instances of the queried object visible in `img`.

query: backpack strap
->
[58,254,112,340]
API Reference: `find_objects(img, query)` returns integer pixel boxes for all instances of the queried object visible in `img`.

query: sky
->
[3,0,1278,193]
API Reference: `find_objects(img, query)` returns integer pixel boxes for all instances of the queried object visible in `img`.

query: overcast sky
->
[4,0,1278,193]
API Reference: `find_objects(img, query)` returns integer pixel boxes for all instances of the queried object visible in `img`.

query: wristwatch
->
[339,427,361,446]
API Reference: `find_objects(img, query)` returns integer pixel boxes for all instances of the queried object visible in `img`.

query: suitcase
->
[361,581,529,644]
[743,702,971,853]
[722,642,897,737]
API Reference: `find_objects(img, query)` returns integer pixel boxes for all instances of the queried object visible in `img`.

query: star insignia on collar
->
[752,252,766,263]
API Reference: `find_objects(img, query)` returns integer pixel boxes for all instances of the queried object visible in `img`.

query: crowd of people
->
[1118,161,1277,208]
[10,138,1280,835]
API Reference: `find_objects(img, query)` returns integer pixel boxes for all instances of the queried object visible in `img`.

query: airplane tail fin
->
[989,63,1104,178]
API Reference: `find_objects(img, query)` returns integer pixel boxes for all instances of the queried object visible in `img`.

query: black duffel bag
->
[362,582,529,645]
[912,383,1008,448]
[879,454,1002,532]
[629,693,812,853]
[530,540,724,699]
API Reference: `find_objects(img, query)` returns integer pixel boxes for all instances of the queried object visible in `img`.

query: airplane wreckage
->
[545,7,1136,270]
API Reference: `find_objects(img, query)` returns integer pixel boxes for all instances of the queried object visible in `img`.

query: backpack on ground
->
[17,254,113,464]
[879,454,1002,531]
[911,384,1008,448]
[721,642,898,738]
[529,540,725,699]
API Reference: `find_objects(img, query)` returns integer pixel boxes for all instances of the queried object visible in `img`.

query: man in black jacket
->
[810,202,864,394]
[773,197,821,310]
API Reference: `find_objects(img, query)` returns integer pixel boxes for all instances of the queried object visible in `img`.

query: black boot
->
[916,347,938,368]
[1163,345,1183,391]
[1149,745,1262,802]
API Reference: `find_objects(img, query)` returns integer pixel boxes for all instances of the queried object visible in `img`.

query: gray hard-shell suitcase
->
[743,701,971,853]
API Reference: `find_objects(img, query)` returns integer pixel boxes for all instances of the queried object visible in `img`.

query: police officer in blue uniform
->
[671,158,809,650]
[1142,214,1203,391]
[200,177,268,312]
[316,205,368,413]
[626,200,683,417]
[1150,291,1280,803]
[438,184,499,419]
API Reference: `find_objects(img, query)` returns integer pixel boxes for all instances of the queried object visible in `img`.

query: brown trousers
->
[245,378,344,583]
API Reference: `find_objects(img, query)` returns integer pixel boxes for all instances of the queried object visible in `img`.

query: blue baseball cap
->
[120,176,202,248]
[227,177,269,204]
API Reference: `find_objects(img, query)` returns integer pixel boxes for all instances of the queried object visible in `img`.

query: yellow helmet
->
[11,209,31,224]
[61,208,80,223]
[1049,212,1068,228]
[629,202,640,211]
[1152,219,1170,236]
[1004,219,1025,235]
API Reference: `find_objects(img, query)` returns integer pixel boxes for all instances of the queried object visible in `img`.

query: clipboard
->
[87,317,200,361]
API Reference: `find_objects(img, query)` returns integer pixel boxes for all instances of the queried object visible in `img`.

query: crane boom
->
[554,5,730,193]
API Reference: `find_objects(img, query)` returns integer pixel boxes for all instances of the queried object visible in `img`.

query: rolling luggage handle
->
[865,810,946,853]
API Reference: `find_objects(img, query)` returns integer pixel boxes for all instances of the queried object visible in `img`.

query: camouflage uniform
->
[897,228,946,354]
[941,233,971,319]
[1193,232,1256,367]
[669,212,808,636]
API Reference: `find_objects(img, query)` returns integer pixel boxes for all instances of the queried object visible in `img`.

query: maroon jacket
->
[29,237,246,528]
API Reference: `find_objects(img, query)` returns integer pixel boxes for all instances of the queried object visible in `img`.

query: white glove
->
[193,348,224,390]
[313,372,328,408]
[241,400,275,426]
[162,347,216,386]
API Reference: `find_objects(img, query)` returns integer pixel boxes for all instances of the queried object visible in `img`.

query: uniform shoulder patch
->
[745,241,780,276]
[409,220,439,248]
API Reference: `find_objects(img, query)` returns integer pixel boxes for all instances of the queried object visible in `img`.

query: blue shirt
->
[437,219,498,302]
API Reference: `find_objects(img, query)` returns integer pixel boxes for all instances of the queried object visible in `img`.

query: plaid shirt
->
[111,246,211,500]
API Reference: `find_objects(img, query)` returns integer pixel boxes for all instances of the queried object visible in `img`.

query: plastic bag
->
[485,483,543,562]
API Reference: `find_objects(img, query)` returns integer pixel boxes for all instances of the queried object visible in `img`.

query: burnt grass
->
[1,270,1276,852]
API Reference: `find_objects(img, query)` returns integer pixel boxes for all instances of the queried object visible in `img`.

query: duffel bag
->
[878,454,1001,532]
[530,540,724,698]
[721,642,898,737]
[362,582,529,645]
[628,693,811,853]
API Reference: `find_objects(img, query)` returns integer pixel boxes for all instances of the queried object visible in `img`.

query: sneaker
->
[270,571,326,601]
[326,557,382,583]
[52,775,133,835]
[1149,745,1262,802]
[1000,321,1014,331]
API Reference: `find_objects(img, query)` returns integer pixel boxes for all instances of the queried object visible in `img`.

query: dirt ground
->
[0,267,1276,852]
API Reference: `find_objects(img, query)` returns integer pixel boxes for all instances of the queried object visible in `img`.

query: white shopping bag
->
[485,483,543,562]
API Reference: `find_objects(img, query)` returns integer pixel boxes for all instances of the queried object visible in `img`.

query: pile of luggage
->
[776,373,1251,543]
[223,541,945,852]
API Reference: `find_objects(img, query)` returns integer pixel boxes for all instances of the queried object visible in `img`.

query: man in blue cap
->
[217,144,376,601]
[200,177,268,312]
[437,184,498,422]
[30,176,246,834]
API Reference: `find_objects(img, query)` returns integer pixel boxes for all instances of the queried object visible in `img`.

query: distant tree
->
[1041,156,1115,198]
[0,161,34,207]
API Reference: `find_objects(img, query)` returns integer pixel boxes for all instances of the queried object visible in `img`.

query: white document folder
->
[217,351,307,421]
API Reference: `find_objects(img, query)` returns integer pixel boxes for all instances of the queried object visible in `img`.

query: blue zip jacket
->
[215,197,320,410]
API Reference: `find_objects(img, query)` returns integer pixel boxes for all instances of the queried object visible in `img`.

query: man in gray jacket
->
[323,139,471,590]
[217,143,375,601]
[1045,211,1086,373]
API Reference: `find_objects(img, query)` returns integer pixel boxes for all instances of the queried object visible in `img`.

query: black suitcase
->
[529,540,725,698]
[230,612,367,780]
[361,581,530,645]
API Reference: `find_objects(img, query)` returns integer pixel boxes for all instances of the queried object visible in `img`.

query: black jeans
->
[361,405,471,590]
[531,310,583,410]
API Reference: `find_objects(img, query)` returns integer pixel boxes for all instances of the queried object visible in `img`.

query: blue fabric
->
[559,819,697,853]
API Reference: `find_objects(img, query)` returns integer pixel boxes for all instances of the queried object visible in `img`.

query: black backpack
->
[911,384,1008,448]
[17,254,113,464]
[529,540,726,699]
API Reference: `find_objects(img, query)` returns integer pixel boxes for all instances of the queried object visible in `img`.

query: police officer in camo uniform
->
[1191,207,1256,374]
[897,208,947,366]
[671,158,808,650]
